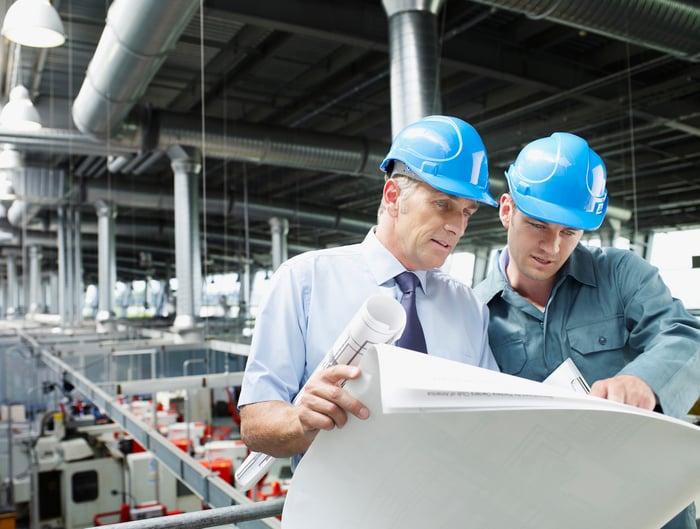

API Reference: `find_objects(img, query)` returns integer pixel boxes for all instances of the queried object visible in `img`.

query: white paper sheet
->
[235,296,406,490]
[543,357,591,394]
[282,345,700,529]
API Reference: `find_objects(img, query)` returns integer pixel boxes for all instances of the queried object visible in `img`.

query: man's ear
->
[383,179,401,217]
[499,193,513,229]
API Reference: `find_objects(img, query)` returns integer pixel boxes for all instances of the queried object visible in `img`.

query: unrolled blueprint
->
[282,344,700,529]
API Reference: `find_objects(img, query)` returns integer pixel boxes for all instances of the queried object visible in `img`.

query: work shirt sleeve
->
[613,251,700,419]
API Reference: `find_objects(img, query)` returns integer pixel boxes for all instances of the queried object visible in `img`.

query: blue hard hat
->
[505,132,608,230]
[380,115,497,207]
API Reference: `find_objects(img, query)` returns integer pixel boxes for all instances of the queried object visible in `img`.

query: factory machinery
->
[0,322,289,529]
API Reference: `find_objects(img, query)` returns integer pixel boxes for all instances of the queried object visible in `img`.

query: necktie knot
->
[395,271,419,295]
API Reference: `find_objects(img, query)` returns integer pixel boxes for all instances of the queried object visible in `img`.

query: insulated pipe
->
[0,118,387,179]
[84,183,374,235]
[471,0,700,62]
[153,110,386,177]
[268,217,289,271]
[73,207,83,326]
[4,252,18,317]
[28,245,42,314]
[95,200,116,327]
[57,205,82,326]
[57,206,68,323]
[240,262,251,321]
[382,0,446,136]
[169,145,202,332]
[72,0,200,138]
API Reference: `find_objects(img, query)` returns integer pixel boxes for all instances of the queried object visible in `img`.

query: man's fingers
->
[589,375,656,410]
[297,365,370,432]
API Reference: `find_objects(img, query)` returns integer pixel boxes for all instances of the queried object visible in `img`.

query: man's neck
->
[505,263,553,312]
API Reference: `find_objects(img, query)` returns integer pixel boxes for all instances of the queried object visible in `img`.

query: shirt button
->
[598,336,607,345]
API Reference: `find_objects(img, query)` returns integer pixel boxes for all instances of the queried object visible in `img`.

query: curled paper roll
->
[234,295,406,491]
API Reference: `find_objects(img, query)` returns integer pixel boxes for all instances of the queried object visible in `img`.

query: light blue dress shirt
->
[475,244,700,529]
[239,228,498,407]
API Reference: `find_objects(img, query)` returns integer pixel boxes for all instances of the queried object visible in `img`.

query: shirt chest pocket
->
[567,316,628,355]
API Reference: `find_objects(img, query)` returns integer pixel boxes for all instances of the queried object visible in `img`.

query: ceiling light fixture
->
[1,0,65,48]
[0,144,24,170]
[0,85,41,131]
[0,44,42,131]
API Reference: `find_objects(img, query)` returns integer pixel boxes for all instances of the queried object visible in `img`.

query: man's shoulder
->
[575,245,646,269]
[285,242,364,267]
[472,267,504,303]
[428,269,483,302]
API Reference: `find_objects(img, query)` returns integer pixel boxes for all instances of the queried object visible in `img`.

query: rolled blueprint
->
[234,295,407,491]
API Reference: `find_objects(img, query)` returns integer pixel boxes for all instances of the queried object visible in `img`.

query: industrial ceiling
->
[1,0,699,284]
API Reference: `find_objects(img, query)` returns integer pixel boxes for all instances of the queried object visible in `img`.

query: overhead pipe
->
[148,109,386,178]
[72,0,200,138]
[470,0,700,62]
[0,116,388,180]
[84,183,374,235]
[382,0,447,136]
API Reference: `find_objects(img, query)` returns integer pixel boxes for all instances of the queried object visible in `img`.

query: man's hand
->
[589,374,657,410]
[239,364,369,458]
[297,364,370,439]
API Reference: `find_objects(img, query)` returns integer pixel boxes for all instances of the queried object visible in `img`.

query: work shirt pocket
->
[490,336,528,375]
[567,316,629,378]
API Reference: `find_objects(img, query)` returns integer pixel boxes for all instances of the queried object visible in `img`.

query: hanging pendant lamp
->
[1,0,65,48]
[0,85,41,131]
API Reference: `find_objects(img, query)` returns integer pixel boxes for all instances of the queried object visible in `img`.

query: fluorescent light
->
[1,0,65,48]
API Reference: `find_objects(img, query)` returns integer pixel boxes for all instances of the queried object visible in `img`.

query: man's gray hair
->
[377,162,421,221]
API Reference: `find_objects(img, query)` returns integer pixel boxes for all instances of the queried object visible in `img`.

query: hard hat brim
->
[427,176,498,207]
[511,190,607,231]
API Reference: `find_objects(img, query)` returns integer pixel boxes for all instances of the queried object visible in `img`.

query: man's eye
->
[435,200,447,208]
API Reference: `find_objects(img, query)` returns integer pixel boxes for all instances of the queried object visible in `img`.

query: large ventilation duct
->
[1,114,388,180]
[382,0,447,136]
[149,110,386,177]
[471,0,700,62]
[72,0,200,138]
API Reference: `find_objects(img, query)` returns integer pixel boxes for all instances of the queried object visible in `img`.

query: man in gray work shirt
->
[474,132,700,529]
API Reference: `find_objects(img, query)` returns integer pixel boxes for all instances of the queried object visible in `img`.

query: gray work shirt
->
[474,244,700,421]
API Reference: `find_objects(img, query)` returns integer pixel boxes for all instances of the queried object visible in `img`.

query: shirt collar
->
[563,244,597,287]
[361,228,428,292]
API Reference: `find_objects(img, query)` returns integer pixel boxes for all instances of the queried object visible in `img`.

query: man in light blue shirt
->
[474,132,700,529]
[239,115,499,468]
